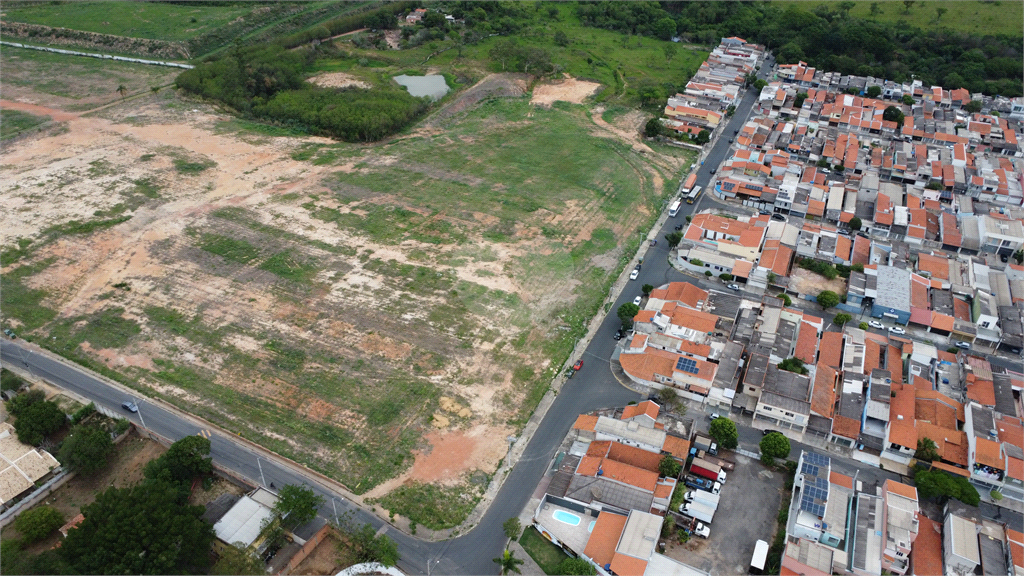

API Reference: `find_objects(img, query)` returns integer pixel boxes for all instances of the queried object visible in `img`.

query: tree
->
[144,435,212,486]
[13,400,66,446]
[663,43,677,62]
[493,549,524,575]
[659,455,682,478]
[833,313,853,326]
[61,481,214,574]
[641,284,654,296]
[709,418,738,450]
[964,100,983,114]
[760,432,791,464]
[637,81,662,106]
[211,542,266,576]
[654,17,676,41]
[794,92,809,108]
[6,388,44,416]
[779,293,792,306]
[869,2,881,16]
[14,506,64,544]
[423,11,446,28]
[644,117,665,138]
[664,231,683,247]
[557,557,598,575]
[866,85,882,98]
[346,523,400,566]
[275,484,324,528]
[916,438,939,462]
[553,29,569,47]
[914,469,979,506]
[503,517,522,540]
[726,104,736,116]
[935,6,947,20]
[0,369,26,392]
[903,0,915,14]
[694,129,710,145]
[778,357,808,375]
[617,302,640,329]
[767,272,777,285]
[116,84,128,100]
[58,423,115,476]
[817,290,840,309]
[901,94,915,106]
[1013,249,1023,264]
[849,216,862,231]
[859,321,869,330]
[753,79,768,92]
[489,39,519,71]
[719,273,733,281]
[883,105,905,128]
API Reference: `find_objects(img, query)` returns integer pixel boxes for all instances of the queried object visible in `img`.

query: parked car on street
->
[2,329,16,339]
[955,341,971,350]
[771,214,786,222]
[868,320,884,330]
[709,412,721,421]
[888,326,907,335]
[633,296,643,306]
[613,329,623,340]
[572,359,584,371]
[727,284,740,291]
[629,268,640,280]
[122,400,139,413]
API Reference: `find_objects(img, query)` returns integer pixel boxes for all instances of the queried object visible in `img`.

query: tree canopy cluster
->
[6,390,66,446]
[575,1,1022,96]
[176,44,428,142]
[914,468,980,506]
[708,418,739,450]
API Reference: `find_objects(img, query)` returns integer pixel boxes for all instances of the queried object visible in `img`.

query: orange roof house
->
[583,512,629,568]
[576,456,659,492]
[621,400,660,422]
[648,282,708,310]
[811,364,838,419]
[912,517,944,576]
[573,414,598,432]
[794,322,820,365]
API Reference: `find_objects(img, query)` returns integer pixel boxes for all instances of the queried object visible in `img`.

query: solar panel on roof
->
[801,462,819,477]
[804,452,830,467]
[675,357,699,375]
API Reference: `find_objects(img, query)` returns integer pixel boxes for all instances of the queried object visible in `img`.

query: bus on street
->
[686,185,702,204]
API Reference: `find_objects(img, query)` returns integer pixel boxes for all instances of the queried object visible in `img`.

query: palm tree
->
[492,549,524,575]
[116,84,128,100]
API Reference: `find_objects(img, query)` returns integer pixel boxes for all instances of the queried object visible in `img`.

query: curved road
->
[0,62,774,575]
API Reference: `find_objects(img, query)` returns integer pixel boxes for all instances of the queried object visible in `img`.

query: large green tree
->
[658,455,682,478]
[144,435,212,486]
[61,481,215,574]
[274,484,324,528]
[708,418,738,450]
[760,432,791,465]
[210,543,266,576]
[14,506,64,544]
[816,290,840,309]
[915,438,939,462]
[914,469,980,506]
[58,423,115,476]
[617,302,640,329]
[347,523,400,567]
[13,399,66,446]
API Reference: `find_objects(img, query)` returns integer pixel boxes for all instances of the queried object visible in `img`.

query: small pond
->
[393,74,450,100]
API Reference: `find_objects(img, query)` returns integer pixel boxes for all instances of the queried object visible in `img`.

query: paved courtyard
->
[663,453,785,574]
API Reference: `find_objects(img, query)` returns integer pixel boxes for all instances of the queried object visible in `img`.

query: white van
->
[668,200,682,217]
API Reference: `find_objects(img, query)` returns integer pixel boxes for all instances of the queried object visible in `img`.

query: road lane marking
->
[198,429,211,439]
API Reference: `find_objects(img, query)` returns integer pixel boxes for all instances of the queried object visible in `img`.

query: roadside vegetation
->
[0,109,50,140]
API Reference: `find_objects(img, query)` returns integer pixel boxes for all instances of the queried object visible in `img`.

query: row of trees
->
[175,44,429,142]
[575,1,1023,96]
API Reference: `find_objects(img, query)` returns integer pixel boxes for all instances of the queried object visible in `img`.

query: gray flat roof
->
[765,365,812,401]
[875,266,912,312]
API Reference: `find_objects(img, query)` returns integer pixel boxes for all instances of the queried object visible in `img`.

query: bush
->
[859,322,869,330]
[15,506,65,543]
[557,557,597,575]
[779,293,792,306]
[0,369,26,392]
[719,273,733,281]
[59,424,115,476]
[704,271,713,277]
[70,402,96,425]
[659,455,682,478]
[816,290,840,309]
[778,357,808,375]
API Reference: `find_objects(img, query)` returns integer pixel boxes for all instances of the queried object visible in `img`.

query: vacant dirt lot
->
[788,267,849,298]
[530,76,601,107]
[0,55,695,524]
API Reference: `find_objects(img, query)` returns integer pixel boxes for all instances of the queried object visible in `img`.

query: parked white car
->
[868,320,884,330]
[633,296,643,306]
[888,326,907,335]
[629,268,640,280]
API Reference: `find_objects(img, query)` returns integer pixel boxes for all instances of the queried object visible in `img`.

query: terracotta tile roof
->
[648,282,708,309]
[610,553,648,576]
[668,307,719,334]
[653,479,675,499]
[930,313,955,332]
[835,236,852,262]
[732,259,753,278]
[912,375,933,393]
[1007,457,1024,482]
[913,516,944,576]
[795,322,820,365]
[759,241,794,276]
[917,253,950,280]
[621,400,660,422]
[619,351,676,384]
[888,385,917,448]
[606,441,664,473]
[852,235,871,266]
[811,364,837,419]
[1010,541,1024,571]
[975,437,1004,470]
[576,456,659,492]
[830,471,854,489]
[932,461,970,476]
[634,311,656,324]
[832,415,861,439]
[587,440,614,456]
[885,479,918,501]
[915,421,967,466]
[573,415,598,431]
[1010,529,1024,546]
[966,378,996,407]
[936,349,958,364]
[997,416,1024,450]
[953,298,971,322]
[864,339,882,375]
[662,435,690,460]
[780,567,801,576]
[584,512,628,568]
[818,332,844,369]
[915,395,961,429]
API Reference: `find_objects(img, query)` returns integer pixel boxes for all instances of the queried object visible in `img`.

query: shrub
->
[15,506,64,544]
[859,322,869,330]
[709,418,738,450]
[719,273,733,281]
[778,357,808,375]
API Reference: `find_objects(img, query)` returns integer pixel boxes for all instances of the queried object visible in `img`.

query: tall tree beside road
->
[503,517,522,540]
[759,432,791,466]
[275,484,325,528]
[694,130,710,145]
[493,549,524,575]
[816,290,840,309]
[617,303,640,329]
[144,435,212,487]
[664,231,683,248]
[12,399,66,446]
[58,423,115,476]
[61,481,214,574]
[849,216,862,231]
[709,418,739,450]
[914,469,980,506]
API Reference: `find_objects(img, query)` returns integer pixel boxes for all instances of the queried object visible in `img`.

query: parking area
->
[663,453,784,574]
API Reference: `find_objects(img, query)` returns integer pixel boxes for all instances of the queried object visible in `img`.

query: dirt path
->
[590,105,655,155]
[0,99,79,121]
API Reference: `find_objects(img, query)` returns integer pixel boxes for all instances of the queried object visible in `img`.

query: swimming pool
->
[552,510,581,526]
[588,520,596,533]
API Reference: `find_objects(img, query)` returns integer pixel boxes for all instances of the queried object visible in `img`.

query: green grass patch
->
[258,251,320,284]
[265,339,306,372]
[0,109,50,140]
[775,0,1023,37]
[131,177,162,199]
[42,216,131,238]
[144,305,221,349]
[1,2,258,42]
[48,307,141,351]
[173,156,216,175]
[371,481,483,531]
[519,526,571,574]
[197,233,262,265]
[0,259,59,332]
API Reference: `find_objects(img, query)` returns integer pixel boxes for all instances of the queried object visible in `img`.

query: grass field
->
[775,1,1023,37]
[0,109,50,140]
[1,45,180,110]
[0,1,257,42]
[520,527,570,574]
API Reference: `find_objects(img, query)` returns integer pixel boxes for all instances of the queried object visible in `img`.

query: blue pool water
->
[552,510,581,526]
[588,520,596,533]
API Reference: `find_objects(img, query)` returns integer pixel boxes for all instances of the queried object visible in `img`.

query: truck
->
[695,450,735,471]
[692,434,718,456]
[669,511,711,539]
[679,173,697,196]
[750,539,770,574]
[683,475,714,491]
[680,500,716,524]
[690,457,727,483]
[685,489,720,510]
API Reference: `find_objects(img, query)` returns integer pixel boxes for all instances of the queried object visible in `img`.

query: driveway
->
[663,452,783,574]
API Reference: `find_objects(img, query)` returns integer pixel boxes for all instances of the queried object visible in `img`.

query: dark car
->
[728,138,734,143]
[2,329,15,339]
[572,359,584,371]
[709,168,716,174]
[771,214,787,222]
[762,428,778,436]
[613,329,623,340]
